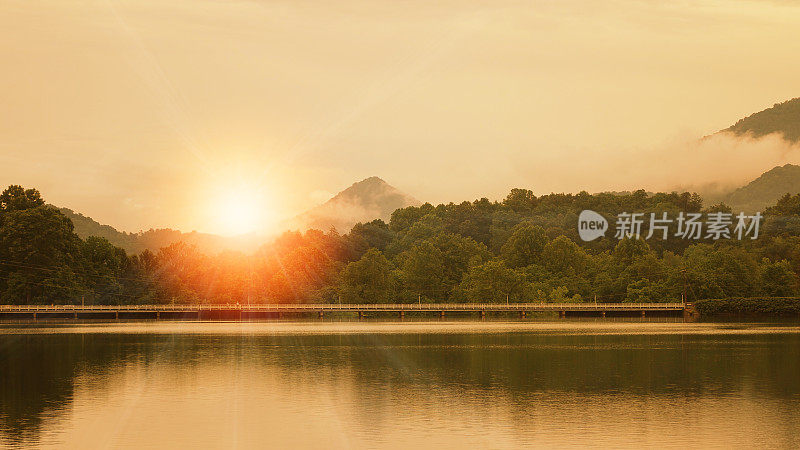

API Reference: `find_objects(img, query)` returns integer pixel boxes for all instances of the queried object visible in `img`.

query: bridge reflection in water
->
[0,302,693,320]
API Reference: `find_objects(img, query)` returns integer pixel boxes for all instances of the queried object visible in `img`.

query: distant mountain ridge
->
[59,176,420,254]
[58,207,259,255]
[724,97,800,143]
[283,176,421,233]
[59,207,139,251]
[720,164,800,213]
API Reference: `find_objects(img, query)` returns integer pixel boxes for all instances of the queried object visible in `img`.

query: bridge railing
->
[0,302,685,312]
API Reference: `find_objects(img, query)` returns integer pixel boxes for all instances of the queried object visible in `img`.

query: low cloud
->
[510,131,800,201]
[649,132,800,196]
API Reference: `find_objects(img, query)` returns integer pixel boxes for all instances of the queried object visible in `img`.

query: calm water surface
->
[1,320,799,449]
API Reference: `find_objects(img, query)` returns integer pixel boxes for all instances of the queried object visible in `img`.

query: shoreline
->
[1,319,799,337]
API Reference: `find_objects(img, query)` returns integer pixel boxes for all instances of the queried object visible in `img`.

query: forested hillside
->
[59,207,260,255]
[725,97,800,142]
[723,164,800,212]
[3,184,800,305]
[58,207,140,252]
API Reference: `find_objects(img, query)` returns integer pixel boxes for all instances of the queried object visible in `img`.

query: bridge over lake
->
[0,302,693,320]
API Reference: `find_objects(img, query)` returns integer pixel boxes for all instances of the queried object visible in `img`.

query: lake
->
[1,320,799,449]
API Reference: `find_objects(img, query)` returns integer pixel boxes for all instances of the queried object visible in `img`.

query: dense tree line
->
[2,184,800,305]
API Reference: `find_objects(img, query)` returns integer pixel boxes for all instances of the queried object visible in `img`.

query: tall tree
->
[339,249,395,304]
[500,223,548,268]
[0,205,85,304]
[0,185,44,217]
[454,259,527,303]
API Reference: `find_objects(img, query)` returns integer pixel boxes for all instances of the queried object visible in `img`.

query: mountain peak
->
[286,177,421,233]
[355,176,386,185]
[330,176,412,202]
[333,177,390,198]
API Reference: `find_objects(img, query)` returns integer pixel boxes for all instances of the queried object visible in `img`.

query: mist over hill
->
[716,164,800,212]
[282,177,421,233]
[690,97,800,205]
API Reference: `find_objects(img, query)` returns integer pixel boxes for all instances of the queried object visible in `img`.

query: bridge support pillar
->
[156,311,161,320]
[115,311,119,320]
[480,310,486,320]
[399,310,405,319]
[683,303,698,322]
[74,312,78,319]
[318,311,324,319]
[641,310,646,318]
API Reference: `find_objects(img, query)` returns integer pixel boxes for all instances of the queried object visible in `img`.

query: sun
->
[220,195,258,235]
[213,187,269,236]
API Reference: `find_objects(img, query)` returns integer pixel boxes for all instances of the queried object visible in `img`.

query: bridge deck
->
[0,303,685,313]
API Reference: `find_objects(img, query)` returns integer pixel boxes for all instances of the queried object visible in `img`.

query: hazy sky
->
[2,0,800,234]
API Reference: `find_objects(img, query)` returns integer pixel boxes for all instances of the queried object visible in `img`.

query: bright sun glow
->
[213,187,269,236]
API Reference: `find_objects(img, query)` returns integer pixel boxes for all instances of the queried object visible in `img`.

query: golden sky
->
[2,0,800,234]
